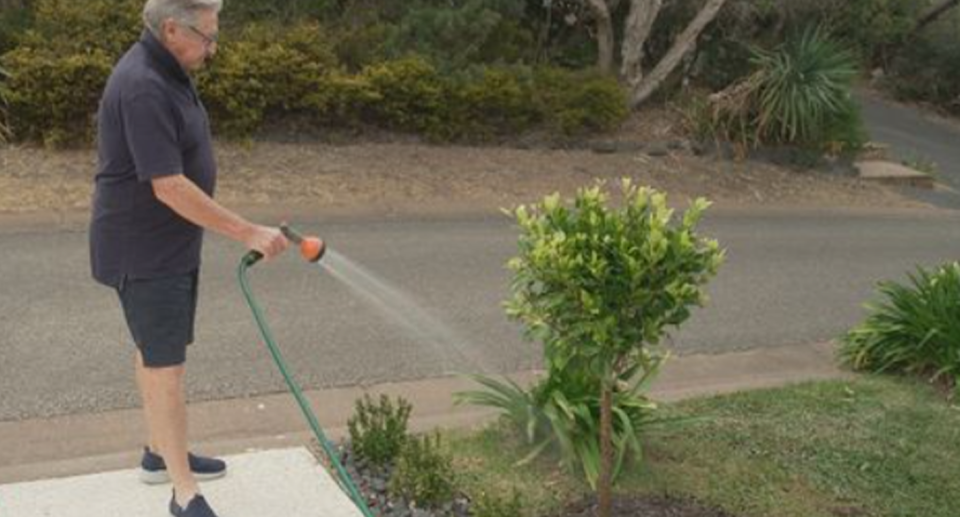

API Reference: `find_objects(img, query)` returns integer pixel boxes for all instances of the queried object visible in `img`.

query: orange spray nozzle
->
[281,224,326,263]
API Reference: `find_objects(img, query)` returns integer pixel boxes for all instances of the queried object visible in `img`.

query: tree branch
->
[915,0,960,34]
[620,0,664,87]
[630,0,729,108]
[585,0,616,73]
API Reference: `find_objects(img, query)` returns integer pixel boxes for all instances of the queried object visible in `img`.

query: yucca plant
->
[751,26,859,148]
[840,262,960,397]
[457,354,672,488]
[706,27,863,153]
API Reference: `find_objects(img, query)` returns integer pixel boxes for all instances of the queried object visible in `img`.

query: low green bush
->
[385,0,532,71]
[0,5,31,56]
[0,5,629,144]
[24,0,141,56]
[389,433,456,508]
[473,489,524,517]
[347,394,412,469]
[197,23,337,136]
[330,23,393,73]
[533,68,628,136]
[886,24,960,113]
[359,56,447,134]
[840,262,960,398]
[219,0,336,26]
[445,66,539,139]
[459,182,722,493]
[0,47,112,146]
[315,72,381,127]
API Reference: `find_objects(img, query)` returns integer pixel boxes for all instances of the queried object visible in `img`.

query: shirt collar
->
[139,29,191,86]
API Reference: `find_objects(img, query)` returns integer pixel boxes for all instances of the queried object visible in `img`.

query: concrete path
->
[0,448,362,517]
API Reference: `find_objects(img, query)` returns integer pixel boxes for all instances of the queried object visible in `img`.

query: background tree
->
[582,0,730,108]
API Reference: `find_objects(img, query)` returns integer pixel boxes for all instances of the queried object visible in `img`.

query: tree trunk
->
[598,383,614,517]
[621,0,663,88]
[586,0,615,74]
[915,0,960,34]
[629,0,729,108]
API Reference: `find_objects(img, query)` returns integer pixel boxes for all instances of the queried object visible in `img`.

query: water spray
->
[238,224,373,517]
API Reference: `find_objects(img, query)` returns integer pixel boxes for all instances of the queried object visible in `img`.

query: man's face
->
[162,9,219,72]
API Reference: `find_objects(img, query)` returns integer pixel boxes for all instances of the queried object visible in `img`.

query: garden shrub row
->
[0,3,627,146]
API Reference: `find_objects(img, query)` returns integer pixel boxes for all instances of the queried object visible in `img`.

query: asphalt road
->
[2,209,959,422]
[858,93,960,207]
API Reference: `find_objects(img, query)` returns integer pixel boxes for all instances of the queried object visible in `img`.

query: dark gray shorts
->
[117,271,199,368]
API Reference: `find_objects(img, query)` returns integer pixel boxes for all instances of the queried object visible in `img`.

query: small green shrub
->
[347,394,412,468]
[840,262,960,397]
[198,23,337,136]
[902,153,938,177]
[1,48,112,145]
[25,0,141,56]
[886,20,960,113]
[315,72,381,127]
[447,66,538,139]
[473,489,524,517]
[389,433,456,508]
[220,0,336,25]
[360,56,447,133]
[0,0,140,145]
[385,0,531,71]
[475,18,537,65]
[461,181,723,501]
[819,98,868,156]
[331,23,393,72]
[533,68,628,136]
[828,0,919,65]
[0,5,31,56]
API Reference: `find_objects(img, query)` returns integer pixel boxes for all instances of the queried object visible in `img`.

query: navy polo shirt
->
[90,30,217,288]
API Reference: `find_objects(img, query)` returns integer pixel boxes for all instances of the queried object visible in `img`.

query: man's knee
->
[140,362,186,383]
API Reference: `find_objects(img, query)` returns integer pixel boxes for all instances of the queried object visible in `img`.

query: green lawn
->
[448,375,960,517]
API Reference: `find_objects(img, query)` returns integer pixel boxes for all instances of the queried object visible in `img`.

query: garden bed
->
[415,376,957,517]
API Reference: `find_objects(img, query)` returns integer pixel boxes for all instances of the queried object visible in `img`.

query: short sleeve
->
[121,91,183,182]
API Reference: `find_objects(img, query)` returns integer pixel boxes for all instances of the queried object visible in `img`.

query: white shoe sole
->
[139,469,227,485]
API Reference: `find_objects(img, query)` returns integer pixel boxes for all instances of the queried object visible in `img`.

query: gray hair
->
[143,0,223,39]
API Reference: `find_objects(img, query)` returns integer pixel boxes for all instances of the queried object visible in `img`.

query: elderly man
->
[89,1,288,516]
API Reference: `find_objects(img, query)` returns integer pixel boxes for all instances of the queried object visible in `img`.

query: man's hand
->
[244,225,288,260]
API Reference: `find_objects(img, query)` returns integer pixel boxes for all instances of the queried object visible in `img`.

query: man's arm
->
[152,174,287,259]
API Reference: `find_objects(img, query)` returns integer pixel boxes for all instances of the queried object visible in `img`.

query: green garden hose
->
[238,249,375,517]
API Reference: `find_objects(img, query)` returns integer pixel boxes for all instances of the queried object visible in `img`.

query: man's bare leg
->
[136,350,198,506]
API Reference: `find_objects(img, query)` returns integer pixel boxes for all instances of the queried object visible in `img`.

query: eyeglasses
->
[181,23,218,49]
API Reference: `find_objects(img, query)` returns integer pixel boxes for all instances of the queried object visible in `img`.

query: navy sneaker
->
[141,447,227,484]
[169,493,219,517]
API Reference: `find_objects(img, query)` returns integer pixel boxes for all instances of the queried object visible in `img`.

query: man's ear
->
[161,18,177,42]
